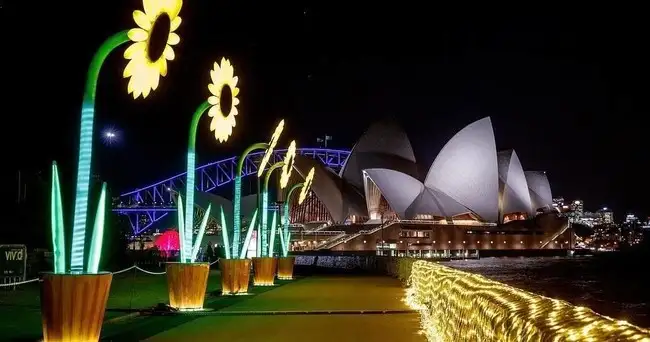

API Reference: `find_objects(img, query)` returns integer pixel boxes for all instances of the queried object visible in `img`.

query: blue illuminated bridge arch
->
[114,148,350,234]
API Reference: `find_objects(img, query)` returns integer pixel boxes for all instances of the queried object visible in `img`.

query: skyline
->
[4,2,649,217]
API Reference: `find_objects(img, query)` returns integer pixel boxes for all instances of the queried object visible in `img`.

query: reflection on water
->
[445,255,649,328]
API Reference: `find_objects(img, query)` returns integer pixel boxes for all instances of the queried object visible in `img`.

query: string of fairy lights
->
[403,260,650,342]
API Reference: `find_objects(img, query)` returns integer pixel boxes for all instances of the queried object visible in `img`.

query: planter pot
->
[166,262,210,310]
[219,259,251,295]
[277,256,296,280]
[40,272,112,342]
[252,257,277,286]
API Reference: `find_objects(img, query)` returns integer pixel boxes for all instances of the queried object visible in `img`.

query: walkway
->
[139,276,424,341]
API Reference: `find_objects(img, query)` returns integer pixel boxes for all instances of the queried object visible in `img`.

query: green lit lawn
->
[0,270,222,341]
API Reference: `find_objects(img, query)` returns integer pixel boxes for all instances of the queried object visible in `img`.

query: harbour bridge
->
[113,148,350,234]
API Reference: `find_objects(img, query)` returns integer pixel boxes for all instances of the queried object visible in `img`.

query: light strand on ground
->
[402,259,650,342]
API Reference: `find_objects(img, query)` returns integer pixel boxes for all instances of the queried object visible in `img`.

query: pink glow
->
[155,230,180,257]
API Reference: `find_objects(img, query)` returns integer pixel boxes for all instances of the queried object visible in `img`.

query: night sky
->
[4,2,648,218]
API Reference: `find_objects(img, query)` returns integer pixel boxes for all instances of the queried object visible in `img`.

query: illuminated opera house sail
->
[286,117,571,255]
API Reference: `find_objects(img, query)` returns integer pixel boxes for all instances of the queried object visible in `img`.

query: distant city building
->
[622,213,644,246]
[569,200,584,223]
[625,214,640,224]
[595,207,614,225]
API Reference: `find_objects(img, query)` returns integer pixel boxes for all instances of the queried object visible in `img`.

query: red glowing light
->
[155,230,180,256]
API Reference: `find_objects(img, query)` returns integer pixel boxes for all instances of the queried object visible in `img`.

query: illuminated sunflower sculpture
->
[208,58,240,142]
[177,59,238,263]
[53,0,183,276]
[124,0,182,99]
[280,167,316,257]
[44,1,184,339]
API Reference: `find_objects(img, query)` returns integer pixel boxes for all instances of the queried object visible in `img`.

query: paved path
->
[144,276,425,342]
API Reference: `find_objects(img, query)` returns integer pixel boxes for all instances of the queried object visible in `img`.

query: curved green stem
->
[260,162,283,256]
[283,183,304,256]
[71,30,130,273]
[233,142,268,258]
[183,101,211,263]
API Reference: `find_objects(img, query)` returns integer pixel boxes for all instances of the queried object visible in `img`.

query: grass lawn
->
[0,269,223,341]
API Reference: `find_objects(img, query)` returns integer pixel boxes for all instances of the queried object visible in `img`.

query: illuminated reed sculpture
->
[44,1,183,340]
[167,57,239,310]
[277,167,315,280]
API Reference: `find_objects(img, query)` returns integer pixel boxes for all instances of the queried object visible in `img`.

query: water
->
[445,255,649,328]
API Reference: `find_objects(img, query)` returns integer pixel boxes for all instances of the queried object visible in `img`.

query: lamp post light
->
[45,1,183,340]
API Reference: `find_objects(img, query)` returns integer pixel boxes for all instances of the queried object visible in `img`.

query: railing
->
[400,259,650,342]
[316,233,350,250]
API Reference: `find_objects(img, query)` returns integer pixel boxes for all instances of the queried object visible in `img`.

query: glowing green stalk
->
[71,31,130,273]
[191,204,211,262]
[261,162,284,257]
[279,226,287,256]
[268,211,278,256]
[183,101,211,263]
[50,162,66,274]
[240,209,258,259]
[220,206,231,259]
[177,194,186,262]
[283,183,303,257]
[234,142,268,258]
[87,183,107,274]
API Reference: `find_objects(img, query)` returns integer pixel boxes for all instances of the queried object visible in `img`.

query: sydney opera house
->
[280,117,571,256]
[190,117,571,256]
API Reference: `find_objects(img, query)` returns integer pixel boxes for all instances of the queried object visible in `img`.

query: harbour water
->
[445,254,649,328]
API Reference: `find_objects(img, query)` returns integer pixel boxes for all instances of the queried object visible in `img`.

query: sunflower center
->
[219,85,232,116]
[148,13,171,61]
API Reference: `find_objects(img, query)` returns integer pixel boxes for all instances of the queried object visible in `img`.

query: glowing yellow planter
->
[277,256,295,280]
[41,273,112,342]
[220,259,251,295]
[166,262,210,310]
[252,257,277,286]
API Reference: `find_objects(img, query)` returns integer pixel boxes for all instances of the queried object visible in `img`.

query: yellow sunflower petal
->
[208,83,219,96]
[123,42,146,60]
[208,96,219,106]
[142,85,151,99]
[143,0,161,19]
[210,68,220,85]
[163,45,175,60]
[208,105,218,118]
[222,62,233,80]
[167,33,180,46]
[150,70,160,91]
[133,10,152,30]
[163,0,183,19]
[170,16,182,31]
[158,58,168,77]
[128,28,148,42]
[232,87,240,97]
